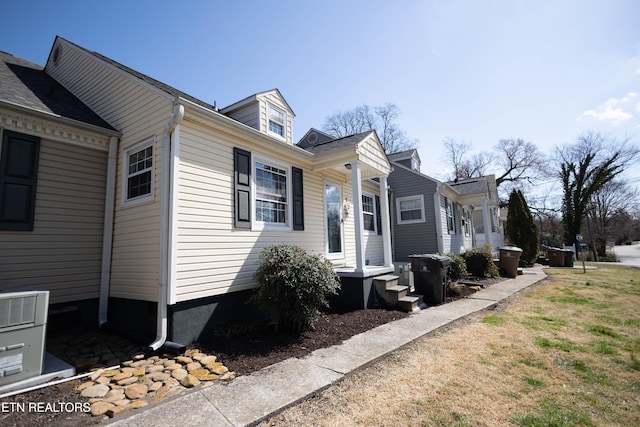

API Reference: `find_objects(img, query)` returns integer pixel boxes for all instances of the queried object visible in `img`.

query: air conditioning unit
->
[0,290,49,386]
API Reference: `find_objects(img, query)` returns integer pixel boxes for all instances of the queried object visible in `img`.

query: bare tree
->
[323,103,417,154]
[442,137,546,189]
[494,138,548,187]
[588,180,639,255]
[442,138,471,180]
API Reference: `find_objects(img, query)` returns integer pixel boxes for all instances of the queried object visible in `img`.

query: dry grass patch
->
[261,265,640,426]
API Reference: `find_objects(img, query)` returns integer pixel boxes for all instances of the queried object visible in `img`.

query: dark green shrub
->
[463,245,499,278]
[505,189,539,266]
[250,244,341,332]
[443,252,467,283]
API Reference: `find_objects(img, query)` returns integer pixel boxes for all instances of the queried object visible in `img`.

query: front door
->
[325,181,343,259]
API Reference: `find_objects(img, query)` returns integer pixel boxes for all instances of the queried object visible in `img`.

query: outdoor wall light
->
[344,163,352,170]
[343,197,353,217]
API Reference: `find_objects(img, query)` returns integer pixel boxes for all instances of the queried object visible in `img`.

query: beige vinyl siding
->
[358,136,391,176]
[0,139,107,304]
[224,103,259,131]
[47,39,175,301]
[173,121,324,302]
[361,181,384,265]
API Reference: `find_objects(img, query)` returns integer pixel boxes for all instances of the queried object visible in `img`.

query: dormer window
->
[268,103,286,138]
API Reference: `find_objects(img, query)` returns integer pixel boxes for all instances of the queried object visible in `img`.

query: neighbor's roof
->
[302,131,375,155]
[0,50,115,131]
[449,177,489,195]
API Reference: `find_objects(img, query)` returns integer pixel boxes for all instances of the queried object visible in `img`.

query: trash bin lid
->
[408,253,451,266]
[408,253,451,260]
[499,246,523,252]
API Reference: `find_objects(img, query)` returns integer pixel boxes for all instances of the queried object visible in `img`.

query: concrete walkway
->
[110,266,547,427]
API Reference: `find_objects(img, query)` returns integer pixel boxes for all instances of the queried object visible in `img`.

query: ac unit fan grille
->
[0,296,36,329]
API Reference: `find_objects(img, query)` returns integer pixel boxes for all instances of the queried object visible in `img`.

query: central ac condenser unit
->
[0,290,49,386]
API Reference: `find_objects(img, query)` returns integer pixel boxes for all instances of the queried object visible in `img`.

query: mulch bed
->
[1,275,503,426]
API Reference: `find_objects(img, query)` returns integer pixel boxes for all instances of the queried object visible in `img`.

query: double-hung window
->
[396,195,425,224]
[124,142,154,205]
[462,208,471,236]
[255,160,288,227]
[446,197,456,234]
[267,103,286,138]
[361,193,376,232]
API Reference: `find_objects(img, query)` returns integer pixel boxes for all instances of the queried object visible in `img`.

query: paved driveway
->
[613,244,640,268]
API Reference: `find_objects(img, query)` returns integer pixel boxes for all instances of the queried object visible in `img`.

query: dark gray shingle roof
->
[0,50,115,131]
[302,131,373,155]
[449,178,489,195]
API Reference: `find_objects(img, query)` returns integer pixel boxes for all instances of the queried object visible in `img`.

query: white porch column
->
[482,197,494,248]
[351,160,365,272]
[379,176,393,268]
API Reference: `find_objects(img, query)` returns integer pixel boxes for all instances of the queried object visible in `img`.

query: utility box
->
[0,290,49,386]
[499,247,522,277]
[409,254,451,305]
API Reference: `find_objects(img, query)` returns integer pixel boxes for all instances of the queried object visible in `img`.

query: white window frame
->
[122,140,154,207]
[252,156,291,231]
[324,180,344,259]
[361,192,377,234]
[267,103,286,140]
[446,197,456,234]
[396,195,425,224]
[462,208,472,237]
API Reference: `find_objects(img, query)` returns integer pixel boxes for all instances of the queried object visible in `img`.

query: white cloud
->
[582,92,637,125]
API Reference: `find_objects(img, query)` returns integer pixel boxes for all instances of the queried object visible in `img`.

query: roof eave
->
[0,99,121,137]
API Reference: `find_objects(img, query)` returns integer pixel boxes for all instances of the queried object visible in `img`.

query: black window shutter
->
[0,131,40,231]
[375,195,382,235]
[292,166,304,230]
[233,147,251,229]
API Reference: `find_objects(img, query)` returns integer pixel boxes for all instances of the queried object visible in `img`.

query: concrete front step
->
[372,275,399,289]
[373,274,420,311]
[397,295,421,312]
[384,285,408,303]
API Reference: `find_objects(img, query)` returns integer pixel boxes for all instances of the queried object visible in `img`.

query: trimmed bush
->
[463,245,499,278]
[443,252,467,283]
[250,244,341,332]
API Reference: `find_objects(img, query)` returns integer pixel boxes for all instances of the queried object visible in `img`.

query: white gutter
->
[98,136,118,326]
[149,102,184,352]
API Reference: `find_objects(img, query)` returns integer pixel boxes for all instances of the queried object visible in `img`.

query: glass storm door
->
[325,182,343,257]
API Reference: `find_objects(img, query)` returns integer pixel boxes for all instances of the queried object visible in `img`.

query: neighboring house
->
[448,175,504,252]
[0,36,394,348]
[387,150,500,261]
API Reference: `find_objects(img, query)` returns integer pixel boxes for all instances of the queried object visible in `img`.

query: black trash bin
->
[408,254,451,305]
[563,249,574,267]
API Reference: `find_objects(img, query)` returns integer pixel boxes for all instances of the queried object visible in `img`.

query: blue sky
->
[2,0,639,194]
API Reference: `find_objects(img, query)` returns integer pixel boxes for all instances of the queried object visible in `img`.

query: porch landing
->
[334,265,395,278]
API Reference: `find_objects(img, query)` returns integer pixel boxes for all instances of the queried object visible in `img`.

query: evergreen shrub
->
[463,245,499,278]
[250,244,341,332]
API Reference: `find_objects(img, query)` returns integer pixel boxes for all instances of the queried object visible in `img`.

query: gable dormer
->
[220,89,295,144]
[388,149,421,172]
